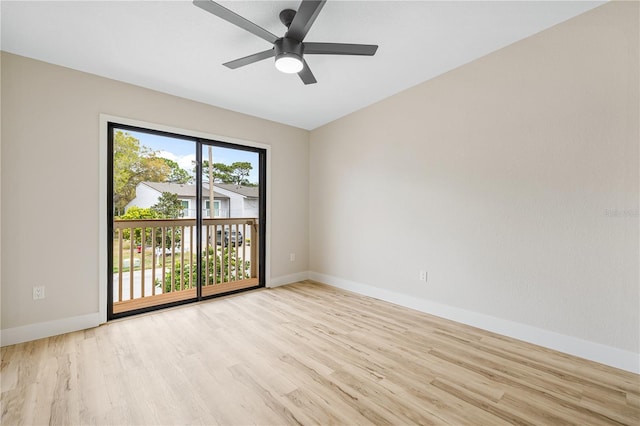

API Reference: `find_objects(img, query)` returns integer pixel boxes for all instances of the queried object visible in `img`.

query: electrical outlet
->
[290,253,296,262]
[419,271,427,282]
[33,286,45,300]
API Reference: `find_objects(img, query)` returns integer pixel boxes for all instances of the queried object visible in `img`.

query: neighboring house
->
[213,183,260,218]
[124,181,259,218]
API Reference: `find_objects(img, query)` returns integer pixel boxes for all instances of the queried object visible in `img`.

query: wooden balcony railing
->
[112,218,259,314]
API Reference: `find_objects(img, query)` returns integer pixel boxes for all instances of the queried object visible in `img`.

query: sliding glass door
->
[108,123,265,319]
[197,143,261,298]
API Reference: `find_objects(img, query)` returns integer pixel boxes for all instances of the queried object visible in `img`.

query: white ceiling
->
[1,0,604,130]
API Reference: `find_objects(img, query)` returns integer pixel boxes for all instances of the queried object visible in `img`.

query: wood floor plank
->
[1,280,638,425]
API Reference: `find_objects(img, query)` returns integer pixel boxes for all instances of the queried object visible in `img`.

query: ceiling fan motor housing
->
[274,37,304,61]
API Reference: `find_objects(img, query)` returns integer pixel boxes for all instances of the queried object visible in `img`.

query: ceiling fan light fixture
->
[275,53,303,73]
[274,37,304,74]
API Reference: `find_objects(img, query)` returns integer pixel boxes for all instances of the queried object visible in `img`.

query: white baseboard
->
[4,274,637,374]
[1,312,102,347]
[309,271,640,374]
[269,271,309,288]
[0,271,311,346]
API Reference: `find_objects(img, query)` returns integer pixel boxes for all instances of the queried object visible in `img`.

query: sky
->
[126,129,260,184]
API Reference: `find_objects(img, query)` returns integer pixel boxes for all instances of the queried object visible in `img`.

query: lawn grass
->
[112,239,182,273]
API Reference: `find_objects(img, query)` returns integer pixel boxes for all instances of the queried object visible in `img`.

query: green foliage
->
[201,161,231,183]
[116,207,159,244]
[161,246,250,293]
[149,192,184,247]
[161,158,192,184]
[116,205,180,248]
[118,206,158,220]
[151,192,184,219]
[200,161,254,186]
[228,162,252,186]
[113,131,170,214]
[157,226,181,250]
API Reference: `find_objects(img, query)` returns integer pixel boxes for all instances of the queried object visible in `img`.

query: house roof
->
[142,182,229,199]
[215,183,259,198]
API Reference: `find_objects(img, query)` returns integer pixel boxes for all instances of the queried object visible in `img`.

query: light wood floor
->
[2,281,639,425]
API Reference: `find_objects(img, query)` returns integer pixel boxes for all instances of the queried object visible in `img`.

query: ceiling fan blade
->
[223,49,275,69]
[304,42,378,56]
[298,60,317,85]
[193,0,278,44]
[286,0,326,42]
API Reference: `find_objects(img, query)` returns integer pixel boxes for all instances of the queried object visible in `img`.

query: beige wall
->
[2,1,638,371]
[1,52,309,331]
[0,52,3,325]
[310,1,639,357]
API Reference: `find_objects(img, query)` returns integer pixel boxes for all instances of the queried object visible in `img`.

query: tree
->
[149,192,184,249]
[161,158,192,184]
[117,206,159,221]
[113,131,170,213]
[118,193,183,250]
[116,206,159,245]
[200,161,253,185]
[200,161,233,183]
[151,192,184,218]
[228,162,253,186]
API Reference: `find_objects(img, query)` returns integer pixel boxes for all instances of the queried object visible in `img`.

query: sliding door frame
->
[102,117,268,321]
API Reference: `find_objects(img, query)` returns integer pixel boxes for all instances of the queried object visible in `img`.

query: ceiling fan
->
[193,0,378,85]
